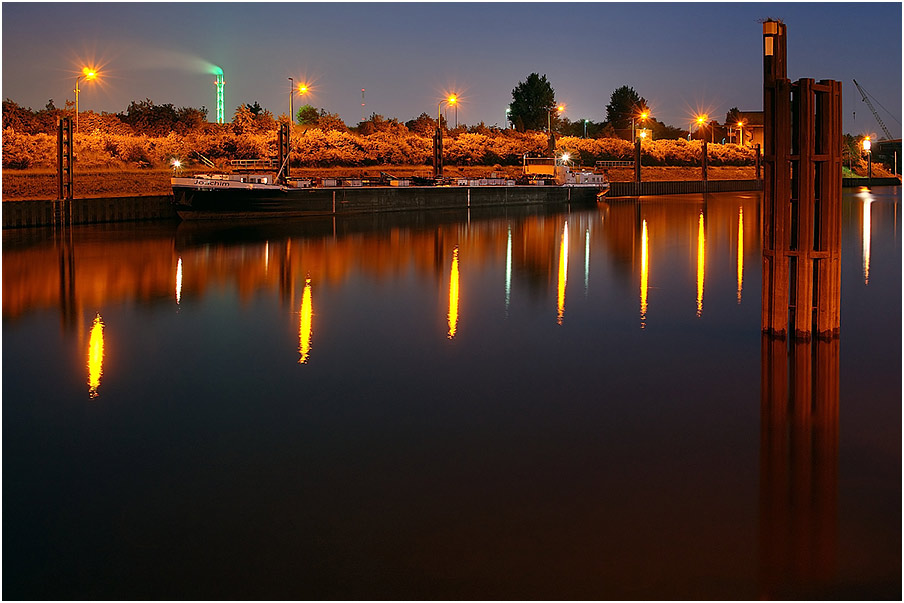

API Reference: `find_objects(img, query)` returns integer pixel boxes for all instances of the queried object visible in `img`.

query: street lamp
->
[863,136,872,181]
[505,106,511,129]
[736,120,745,146]
[439,94,457,128]
[583,119,589,138]
[694,114,708,141]
[632,110,650,141]
[74,67,98,133]
[288,77,294,123]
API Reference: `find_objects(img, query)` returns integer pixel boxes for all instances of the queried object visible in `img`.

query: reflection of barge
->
[171,156,609,220]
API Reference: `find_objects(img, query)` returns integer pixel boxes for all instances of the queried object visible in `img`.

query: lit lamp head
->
[863,137,871,152]
[696,114,708,126]
[82,67,97,81]
[448,95,457,106]
[557,104,565,113]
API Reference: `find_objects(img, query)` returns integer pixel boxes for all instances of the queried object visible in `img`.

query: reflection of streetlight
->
[74,67,98,133]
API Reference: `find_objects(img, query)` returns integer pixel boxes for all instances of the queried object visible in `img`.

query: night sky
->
[2,2,901,137]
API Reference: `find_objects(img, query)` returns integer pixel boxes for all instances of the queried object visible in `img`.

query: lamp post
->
[505,106,511,129]
[548,104,564,155]
[438,94,457,128]
[74,67,97,133]
[583,119,588,138]
[695,114,708,141]
[547,104,564,133]
[631,110,649,141]
[737,121,744,146]
[863,136,872,183]
[434,95,457,179]
[288,77,294,123]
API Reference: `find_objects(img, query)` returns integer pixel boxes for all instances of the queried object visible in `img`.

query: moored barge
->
[172,155,609,220]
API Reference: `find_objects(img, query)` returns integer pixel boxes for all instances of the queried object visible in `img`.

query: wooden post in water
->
[433,127,443,179]
[755,144,762,181]
[634,139,641,183]
[56,116,74,223]
[761,20,842,340]
[276,122,291,185]
[702,139,708,185]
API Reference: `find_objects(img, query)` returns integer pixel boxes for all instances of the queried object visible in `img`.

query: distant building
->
[730,111,764,148]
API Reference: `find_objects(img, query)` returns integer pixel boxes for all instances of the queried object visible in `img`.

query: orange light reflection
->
[737,207,743,303]
[448,248,460,338]
[557,221,569,325]
[87,314,104,398]
[696,211,705,317]
[298,278,313,363]
[640,219,649,328]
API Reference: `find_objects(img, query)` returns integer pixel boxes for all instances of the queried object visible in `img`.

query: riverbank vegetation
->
[2,96,892,184]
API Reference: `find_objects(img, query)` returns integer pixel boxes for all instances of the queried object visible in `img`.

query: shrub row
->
[3,127,759,169]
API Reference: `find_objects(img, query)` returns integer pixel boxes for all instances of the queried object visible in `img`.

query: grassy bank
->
[2,165,761,201]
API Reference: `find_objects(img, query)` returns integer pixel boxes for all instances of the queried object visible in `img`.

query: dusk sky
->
[3,2,901,137]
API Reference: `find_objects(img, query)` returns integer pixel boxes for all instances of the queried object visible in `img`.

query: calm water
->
[3,189,900,600]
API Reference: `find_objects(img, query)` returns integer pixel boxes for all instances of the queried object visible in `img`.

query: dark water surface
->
[3,189,900,600]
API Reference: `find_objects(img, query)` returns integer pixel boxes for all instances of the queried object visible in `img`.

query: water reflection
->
[737,206,744,303]
[298,277,313,363]
[504,226,512,315]
[640,219,649,328]
[1,191,899,601]
[556,221,568,325]
[863,197,872,285]
[87,313,104,398]
[448,247,459,339]
[759,335,840,599]
[175,257,183,305]
[696,210,705,317]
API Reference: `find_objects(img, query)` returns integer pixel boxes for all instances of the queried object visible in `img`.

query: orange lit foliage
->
[3,125,760,170]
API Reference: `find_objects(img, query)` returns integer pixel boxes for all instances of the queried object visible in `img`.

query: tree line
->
[2,74,699,140]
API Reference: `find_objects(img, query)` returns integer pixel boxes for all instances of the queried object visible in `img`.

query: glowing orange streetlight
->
[438,94,457,128]
[75,67,99,133]
[693,113,709,142]
[736,120,745,146]
[634,110,651,140]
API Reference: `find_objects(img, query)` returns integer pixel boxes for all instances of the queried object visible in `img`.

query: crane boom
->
[853,79,893,139]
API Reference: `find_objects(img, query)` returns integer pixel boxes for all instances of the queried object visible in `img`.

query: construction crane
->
[853,79,893,140]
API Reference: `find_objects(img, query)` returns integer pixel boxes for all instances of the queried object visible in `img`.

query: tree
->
[725,107,741,126]
[605,86,649,138]
[509,73,556,132]
[405,112,437,135]
[316,109,347,132]
[296,104,319,126]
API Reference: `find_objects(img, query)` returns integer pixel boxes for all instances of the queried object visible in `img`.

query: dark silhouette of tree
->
[605,86,649,138]
[118,99,209,136]
[405,112,437,135]
[509,73,556,132]
[725,107,742,126]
